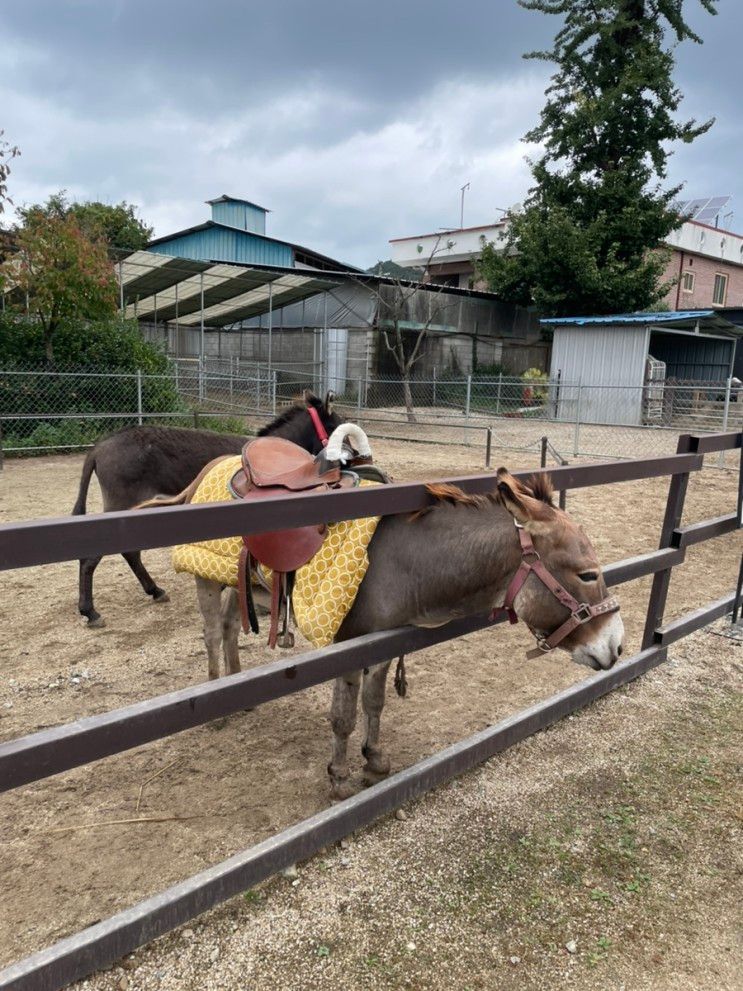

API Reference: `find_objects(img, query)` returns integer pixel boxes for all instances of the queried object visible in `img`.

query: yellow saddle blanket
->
[172,456,380,648]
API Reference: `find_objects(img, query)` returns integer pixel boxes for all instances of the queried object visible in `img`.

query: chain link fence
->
[1,361,741,468]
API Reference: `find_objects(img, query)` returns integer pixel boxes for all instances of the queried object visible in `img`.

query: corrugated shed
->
[648,332,734,381]
[147,227,293,267]
[210,200,266,234]
[550,324,649,425]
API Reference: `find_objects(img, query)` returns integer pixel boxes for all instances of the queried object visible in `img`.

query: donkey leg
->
[121,551,170,603]
[328,672,361,800]
[361,661,393,783]
[221,588,242,675]
[79,556,104,627]
[195,578,224,681]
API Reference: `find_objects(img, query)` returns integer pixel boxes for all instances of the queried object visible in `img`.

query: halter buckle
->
[572,603,593,624]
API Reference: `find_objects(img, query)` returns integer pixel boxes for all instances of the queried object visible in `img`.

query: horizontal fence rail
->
[0,454,703,572]
[0,431,740,991]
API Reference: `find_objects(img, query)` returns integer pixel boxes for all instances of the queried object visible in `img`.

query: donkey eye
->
[577,571,599,583]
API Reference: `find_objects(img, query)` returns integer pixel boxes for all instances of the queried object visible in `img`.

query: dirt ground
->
[0,439,741,981]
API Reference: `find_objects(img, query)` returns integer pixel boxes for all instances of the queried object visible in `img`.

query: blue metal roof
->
[147,221,360,272]
[541,310,716,326]
[541,309,743,335]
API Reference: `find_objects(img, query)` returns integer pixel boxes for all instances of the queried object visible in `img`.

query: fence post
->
[272,371,277,416]
[572,384,582,457]
[465,375,472,418]
[718,377,732,468]
[193,410,200,429]
[198,356,205,403]
[641,433,693,650]
[230,356,234,398]
[496,372,502,415]
[485,426,492,468]
[357,378,363,419]
[136,370,143,426]
[432,366,437,407]
[0,420,4,472]
[174,362,179,393]
[540,435,547,469]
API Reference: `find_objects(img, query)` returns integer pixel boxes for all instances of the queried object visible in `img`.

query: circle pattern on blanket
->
[172,462,380,648]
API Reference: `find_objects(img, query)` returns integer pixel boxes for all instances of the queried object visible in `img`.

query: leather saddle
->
[230,436,360,648]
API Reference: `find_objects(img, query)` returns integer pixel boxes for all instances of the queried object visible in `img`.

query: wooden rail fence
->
[0,431,741,991]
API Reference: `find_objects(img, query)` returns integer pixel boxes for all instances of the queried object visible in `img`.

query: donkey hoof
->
[362,767,391,787]
[85,615,106,629]
[330,779,357,801]
[362,748,390,778]
[152,589,170,603]
[277,631,295,648]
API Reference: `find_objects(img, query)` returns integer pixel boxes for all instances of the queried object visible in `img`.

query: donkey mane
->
[257,399,315,436]
[410,483,494,521]
[411,473,555,522]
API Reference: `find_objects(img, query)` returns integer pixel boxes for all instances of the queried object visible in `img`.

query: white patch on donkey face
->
[571,611,625,671]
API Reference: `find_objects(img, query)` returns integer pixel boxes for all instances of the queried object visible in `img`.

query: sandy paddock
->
[0,438,740,971]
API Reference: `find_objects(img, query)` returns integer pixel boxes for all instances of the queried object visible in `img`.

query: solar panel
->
[676,195,732,225]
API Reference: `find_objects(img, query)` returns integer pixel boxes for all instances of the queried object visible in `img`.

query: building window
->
[713,273,728,306]
[681,271,695,293]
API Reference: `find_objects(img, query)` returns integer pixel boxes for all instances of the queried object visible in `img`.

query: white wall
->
[665,221,743,266]
[389,223,508,269]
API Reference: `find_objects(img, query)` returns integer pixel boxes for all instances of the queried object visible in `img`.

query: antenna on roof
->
[460,182,470,229]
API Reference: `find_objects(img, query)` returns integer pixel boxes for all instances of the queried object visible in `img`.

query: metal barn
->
[544,311,743,426]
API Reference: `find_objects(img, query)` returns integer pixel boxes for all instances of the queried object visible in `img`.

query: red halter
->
[493,521,620,659]
[306,405,329,447]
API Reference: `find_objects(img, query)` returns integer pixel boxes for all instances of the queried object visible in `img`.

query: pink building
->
[660,220,743,310]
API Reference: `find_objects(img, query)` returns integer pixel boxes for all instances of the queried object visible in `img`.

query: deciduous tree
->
[1,206,118,363]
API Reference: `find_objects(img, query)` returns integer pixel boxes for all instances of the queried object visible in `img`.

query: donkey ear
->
[496,468,554,530]
[324,391,335,413]
[303,389,320,407]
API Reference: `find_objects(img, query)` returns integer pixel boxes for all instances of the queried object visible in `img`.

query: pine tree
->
[479,0,717,316]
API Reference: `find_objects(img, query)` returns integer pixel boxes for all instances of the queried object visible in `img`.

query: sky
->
[1,0,740,269]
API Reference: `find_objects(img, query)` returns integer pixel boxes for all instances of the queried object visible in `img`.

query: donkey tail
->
[72,450,96,516]
[135,456,230,510]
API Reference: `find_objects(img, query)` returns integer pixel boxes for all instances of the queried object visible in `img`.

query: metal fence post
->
[718,377,732,468]
[496,372,502,415]
[136,370,143,426]
[272,370,277,416]
[174,362,179,394]
[357,378,363,419]
[465,375,472,418]
[432,366,437,407]
[485,426,492,468]
[230,356,234,398]
[572,384,582,457]
[540,435,548,469]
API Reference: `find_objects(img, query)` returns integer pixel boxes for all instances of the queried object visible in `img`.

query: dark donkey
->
[73,391,342,627]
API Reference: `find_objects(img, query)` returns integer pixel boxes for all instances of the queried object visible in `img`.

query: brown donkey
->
[188,468,625,797]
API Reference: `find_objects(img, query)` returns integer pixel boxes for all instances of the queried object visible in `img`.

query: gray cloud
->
[1,0,740,267]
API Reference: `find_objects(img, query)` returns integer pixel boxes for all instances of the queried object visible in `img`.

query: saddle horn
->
[325,423,373,464]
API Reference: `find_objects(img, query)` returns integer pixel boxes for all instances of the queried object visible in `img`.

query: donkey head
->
[258,390,343,455]
[496,469,625,671]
